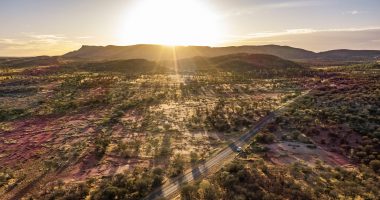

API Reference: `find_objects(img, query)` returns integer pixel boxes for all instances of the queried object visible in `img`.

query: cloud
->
[0,38,21,45]
[221,0,324,18]
[246,29,316,38]
[342,10,365,15]
[22,34,67,45]
[342,10,369,15]
[76,36,94,39]
[29,34,66,40]
[0,34,82,56]
[262,0,323,9]
[350,10,359,15]
[0,33,98,56]
[245,27,380,39]
[227,27,380,51]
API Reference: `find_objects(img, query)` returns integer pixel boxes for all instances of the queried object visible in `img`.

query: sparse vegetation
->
[0,57,379,200]
[182,160,380,200]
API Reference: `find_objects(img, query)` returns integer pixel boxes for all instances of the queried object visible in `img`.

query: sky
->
[1,0,380,56]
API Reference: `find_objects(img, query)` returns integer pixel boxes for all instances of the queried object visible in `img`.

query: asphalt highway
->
[144,91,310,200]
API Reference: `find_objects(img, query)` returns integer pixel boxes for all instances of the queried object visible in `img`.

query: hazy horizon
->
[1,0,380,56]
[1,1,380,200]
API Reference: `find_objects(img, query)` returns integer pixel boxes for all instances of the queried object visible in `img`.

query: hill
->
[208,53,302,71]
[63,44,380,62]
[317,49,380,61]
[0,56,60,68]
[63,44,315,61]
[67,53,302,74]
[74,59,160,74]
[176,53,302,72]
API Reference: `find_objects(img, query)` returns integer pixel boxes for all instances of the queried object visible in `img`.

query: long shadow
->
[144,172,185,200]
[147,110,278,200]
[156,163,211,200]
[10,171,48,200]
[154,132,171,165]
[144,186,163,200]
[9,122,96,198]
[175,173,185,185]
[190,165,203,180]
[55,123,99,174]
[228,143,239,152]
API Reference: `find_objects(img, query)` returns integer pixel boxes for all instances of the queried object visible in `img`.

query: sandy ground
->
[267,141,353,167]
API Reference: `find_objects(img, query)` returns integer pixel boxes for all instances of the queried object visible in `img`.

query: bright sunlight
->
[119,0,225,46]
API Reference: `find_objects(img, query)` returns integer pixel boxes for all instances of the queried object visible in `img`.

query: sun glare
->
[119,0,224,46]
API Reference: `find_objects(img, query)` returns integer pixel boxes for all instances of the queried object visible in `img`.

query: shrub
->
[169,154,185,177]
[369,160,380,173]
[190,152,199,164]
[181,184,199,200]
[255,132,275,144]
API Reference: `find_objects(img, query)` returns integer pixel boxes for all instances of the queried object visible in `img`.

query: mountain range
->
[63,44,380,62]
[69,53,302,74]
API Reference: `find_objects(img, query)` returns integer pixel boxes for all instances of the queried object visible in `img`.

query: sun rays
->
[118,0,225,46]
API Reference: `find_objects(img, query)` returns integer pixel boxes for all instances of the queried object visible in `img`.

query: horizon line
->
[2,43,380,58]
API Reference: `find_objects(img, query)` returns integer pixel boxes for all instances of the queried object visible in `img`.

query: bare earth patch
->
[267,141,352,167]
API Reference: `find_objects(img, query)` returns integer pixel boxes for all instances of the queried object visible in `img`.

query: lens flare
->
[119,0,225,46]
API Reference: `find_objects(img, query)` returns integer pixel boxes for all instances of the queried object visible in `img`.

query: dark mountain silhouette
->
[210,53,301,69]
[63,44,315,61]
[69,53,302,74]
[0,56,60,67]
[317,49,380,60]
[179,53,302,72]
[2,45,379,69]
[75,59,160,74]
[63,44,380,62]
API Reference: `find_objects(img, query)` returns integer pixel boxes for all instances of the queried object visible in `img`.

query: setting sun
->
[119,0,225,46]
[1,1,380,200]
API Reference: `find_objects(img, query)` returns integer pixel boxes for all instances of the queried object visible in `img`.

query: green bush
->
[369,160,380,173]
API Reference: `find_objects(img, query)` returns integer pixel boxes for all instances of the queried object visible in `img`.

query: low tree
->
[190,151,199,164]
[369,160,380,173]
[170,154,185,177]
[181,184,199,200]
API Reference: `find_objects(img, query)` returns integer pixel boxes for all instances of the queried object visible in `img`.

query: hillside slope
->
[69,53,302,74]
[63,44,380,62]
[0,56,60,67]
[63,44,315,61]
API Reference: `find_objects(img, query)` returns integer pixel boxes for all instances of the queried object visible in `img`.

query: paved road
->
[144,91,309,200]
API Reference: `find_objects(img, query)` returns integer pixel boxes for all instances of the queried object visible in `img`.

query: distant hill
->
[69,53,302,74]
[63,44,380,62]
[63,44,315,61]
[176,53,302,72]
[0,56,60,67]
[316,49,380,61]
[75,59,161,74]
[2,45,379,68]
[209,53,302,71]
